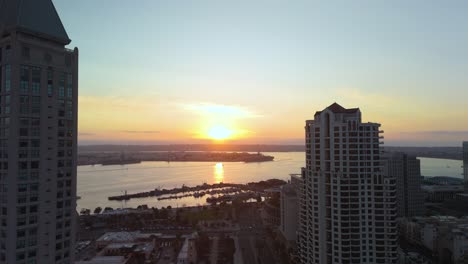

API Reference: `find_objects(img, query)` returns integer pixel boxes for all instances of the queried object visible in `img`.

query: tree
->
[152,207,160,218]
[94,207,102,214]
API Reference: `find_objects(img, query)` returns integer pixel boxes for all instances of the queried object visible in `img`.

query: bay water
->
[77,152,463,211]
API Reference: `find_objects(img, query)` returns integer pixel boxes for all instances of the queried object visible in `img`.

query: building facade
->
[280,174,302,247]
[463,142,468,190]
[0,0,78,263]
[383,153,424,217]
[298,103,397,264]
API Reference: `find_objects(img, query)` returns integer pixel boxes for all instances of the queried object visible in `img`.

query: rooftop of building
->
[97,231,162,243]
[0,0,71,45]
[104,242,154,254]
[105,243,138,250]
[75,256,127,264]
[314,102,360,116]
[281,183,297,197]
[422,176,463,186]
[421,184,464,192]
[409,215,468,225]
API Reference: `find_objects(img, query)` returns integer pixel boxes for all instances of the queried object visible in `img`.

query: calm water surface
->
[77,153,463,211]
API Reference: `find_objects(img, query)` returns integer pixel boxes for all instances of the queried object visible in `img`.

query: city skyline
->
[52,0,468,146]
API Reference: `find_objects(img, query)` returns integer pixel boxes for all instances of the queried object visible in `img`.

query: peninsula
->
[78,151,274,166]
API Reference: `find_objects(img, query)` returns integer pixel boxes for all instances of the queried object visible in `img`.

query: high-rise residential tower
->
[383,153,424,217]
[0,0,78,263]
[298,103,397,264]
[463,142,468,186]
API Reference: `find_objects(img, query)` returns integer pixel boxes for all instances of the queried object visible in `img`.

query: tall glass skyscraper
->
[0,0,78,263]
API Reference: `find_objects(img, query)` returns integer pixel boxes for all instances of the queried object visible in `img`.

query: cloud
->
[334,88,400,108]
[181,103,260,119]
[120,130,161,134]
[400,130,468,136]
[79,132,96,136]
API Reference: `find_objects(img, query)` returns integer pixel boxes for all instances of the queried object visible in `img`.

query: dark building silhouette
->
[383,153,424,217]
[0,0,78,263]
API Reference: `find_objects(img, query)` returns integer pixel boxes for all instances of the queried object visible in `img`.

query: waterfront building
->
[0,0,78,263]
[383,153,424,217]
[298,103,398,264]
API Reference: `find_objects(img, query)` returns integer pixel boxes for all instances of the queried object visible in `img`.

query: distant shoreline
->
[78,151,275,166]
[78,145,463,161]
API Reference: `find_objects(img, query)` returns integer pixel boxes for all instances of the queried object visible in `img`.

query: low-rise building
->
[398,251,431,264]
[96,231,162,249]
[75,256,135,264]
[102,242,155,261]
[399,216,468,264]
[422,185,465,202]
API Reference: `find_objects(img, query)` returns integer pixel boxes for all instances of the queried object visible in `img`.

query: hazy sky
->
[54,0,468,146]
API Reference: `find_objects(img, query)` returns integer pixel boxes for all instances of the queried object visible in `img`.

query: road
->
[236,205,278,264]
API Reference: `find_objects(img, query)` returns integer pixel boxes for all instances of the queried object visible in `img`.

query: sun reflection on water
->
[214,163,224,183]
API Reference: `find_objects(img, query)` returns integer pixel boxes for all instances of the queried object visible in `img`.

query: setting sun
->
[208,126,232,140]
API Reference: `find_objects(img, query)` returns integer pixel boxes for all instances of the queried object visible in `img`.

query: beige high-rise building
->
[0,0,78,263]
[298,103,397,264]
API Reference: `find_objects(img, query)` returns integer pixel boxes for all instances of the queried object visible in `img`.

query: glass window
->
[4,65,11,93]
[58,87,65,98]
[31,83,40,95]
[31,67,41,95]
[48,84,53,97]
[20,66,30,94]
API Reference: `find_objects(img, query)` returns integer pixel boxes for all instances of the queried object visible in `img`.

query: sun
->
[208,126,232,140]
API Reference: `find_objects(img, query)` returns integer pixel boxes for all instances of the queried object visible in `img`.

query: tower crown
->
[0,0,71,44]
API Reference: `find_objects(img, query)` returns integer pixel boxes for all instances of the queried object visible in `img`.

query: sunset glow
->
[208,126,233,140]
[57,1,468,146]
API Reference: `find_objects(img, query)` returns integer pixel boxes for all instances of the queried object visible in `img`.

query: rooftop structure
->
[75,256,128,264]
[421,185,465,202]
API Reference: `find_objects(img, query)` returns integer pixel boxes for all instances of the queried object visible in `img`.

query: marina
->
[77,152,463,211]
